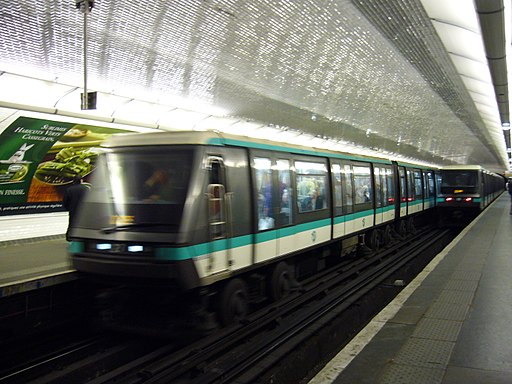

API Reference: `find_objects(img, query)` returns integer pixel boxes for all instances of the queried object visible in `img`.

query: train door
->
[352,162,373,232]
[374,166,384,225]
[479,170,486,209]
[332,162,344,238]
[382,165,396,223]
[374,165,396,226]
[253,155,278,263]
[398,166,408,218]
[276,158,294,256]
[412,169,423,213]
[342,162,354,231]
[406,168,420,215]
[206,157,232,274]
[484,171,491,208]
[331,161,348,238]
[423,171,435,209]
[435,170,442,206]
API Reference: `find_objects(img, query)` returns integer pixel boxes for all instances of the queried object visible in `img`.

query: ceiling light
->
[0,73,74,110]
[112,100,172,127]
[157,108,209,131]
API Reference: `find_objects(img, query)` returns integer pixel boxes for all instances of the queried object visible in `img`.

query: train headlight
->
[128,245,144,252]
[87,241,153,256]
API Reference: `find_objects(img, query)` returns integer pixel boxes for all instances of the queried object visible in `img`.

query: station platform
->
[0,235,76,298]
[310,192,512,384]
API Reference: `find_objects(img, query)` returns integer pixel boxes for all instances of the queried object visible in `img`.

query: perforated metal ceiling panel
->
[0,0,508,171]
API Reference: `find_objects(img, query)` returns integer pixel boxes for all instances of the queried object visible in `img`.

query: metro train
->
[68,131,440,325]
[437,165,504,225]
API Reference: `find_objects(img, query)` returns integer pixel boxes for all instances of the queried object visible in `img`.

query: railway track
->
[2,227,455,384]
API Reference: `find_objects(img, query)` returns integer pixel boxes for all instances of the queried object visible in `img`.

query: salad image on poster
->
[34,147,97,185]
[33,125,133,185]
[29,124,130,199]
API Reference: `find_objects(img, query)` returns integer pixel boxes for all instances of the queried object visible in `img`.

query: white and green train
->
[437,165,504,224]
[69,131,440,325]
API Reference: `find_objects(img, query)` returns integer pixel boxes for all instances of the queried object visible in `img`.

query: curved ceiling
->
[0,0,509,172]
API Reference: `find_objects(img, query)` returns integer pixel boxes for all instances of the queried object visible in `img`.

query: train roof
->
[102,130,438,167]
[440,165,502,176]
[102,130,218,148]
[440,165,484,171]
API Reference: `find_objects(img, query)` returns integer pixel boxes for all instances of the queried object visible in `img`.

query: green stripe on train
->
[69,241,84,253]
[333,209,374,225]
[156,216,350,261]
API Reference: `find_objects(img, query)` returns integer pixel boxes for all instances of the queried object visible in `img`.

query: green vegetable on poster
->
[35,147,99,185]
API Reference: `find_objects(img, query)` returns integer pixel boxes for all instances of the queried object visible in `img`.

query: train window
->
[125,152,192,204]
[398,167,406,202]
[423,173,429,199]
[441,171,478,186]
[374,166,394,208]
[424,171,435,199]
[436,172,442,196]
[295,160,327,213]
[332,163,343,216]
[413,170,423,199]
[353,165,372,207]
[207,158,227,239]
[440,170,479,194]
[383,169,388,205]
[208,157,225,185]
[406,169,415,201]
[254,157,274,230]
[374,167,382,208]
[78,148,193,233]
[386,168,395,205]
[343,164,354,213]
[277,159,293,226]
[375,166,394,207]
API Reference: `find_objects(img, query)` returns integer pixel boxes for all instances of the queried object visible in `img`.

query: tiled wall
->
[0,212,68,242]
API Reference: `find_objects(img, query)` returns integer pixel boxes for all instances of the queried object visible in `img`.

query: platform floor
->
[310,193,512,384]
[0,235,75,297]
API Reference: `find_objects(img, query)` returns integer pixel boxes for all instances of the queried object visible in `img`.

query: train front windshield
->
[76,147,194,234]
[440,170,478,194]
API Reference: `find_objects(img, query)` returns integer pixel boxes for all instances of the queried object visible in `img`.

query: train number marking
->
[111,215,135,225]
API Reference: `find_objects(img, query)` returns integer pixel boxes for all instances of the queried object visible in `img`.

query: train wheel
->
[382,225,392,246]
[397,220,407,237]
[219,278,248,326]
[407,217,416,234]
[366,229,380,250]
[269,262,291,302]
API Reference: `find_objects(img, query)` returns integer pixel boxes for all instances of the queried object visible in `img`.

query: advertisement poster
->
[0,116,130,215]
